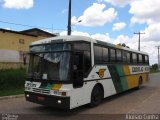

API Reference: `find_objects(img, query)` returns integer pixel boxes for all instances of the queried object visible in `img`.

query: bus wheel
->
[89,85,103,107]
[137,77,143,90]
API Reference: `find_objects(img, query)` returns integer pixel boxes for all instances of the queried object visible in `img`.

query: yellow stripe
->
[123,65,149,89]
[123,65,130,75]
[123,65,133,88]
[52,84,62,90]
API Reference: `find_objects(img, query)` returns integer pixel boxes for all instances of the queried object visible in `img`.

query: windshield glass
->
[28,43,71,81]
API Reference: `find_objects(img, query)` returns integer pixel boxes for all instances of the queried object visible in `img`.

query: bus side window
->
[138,54,143,64]
[127,52,131,63]
[132,53,137,64]
[142,55,145,64]
[116,49,122,62]
[145,55,149,64]
[94,45,103,64]
[103,48,109,63]
[123,51,130,63]
[110,49,116,62]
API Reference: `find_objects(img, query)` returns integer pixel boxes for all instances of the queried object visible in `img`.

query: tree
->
[151,64,158,70]
[117,43,130,48]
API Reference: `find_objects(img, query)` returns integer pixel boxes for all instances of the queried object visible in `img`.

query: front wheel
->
[89,85,103,107]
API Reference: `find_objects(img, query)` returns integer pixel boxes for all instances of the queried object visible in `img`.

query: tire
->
[137,77,143,90]
[89,85,103,107]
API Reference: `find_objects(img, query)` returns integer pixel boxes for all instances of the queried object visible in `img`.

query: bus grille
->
[32,88,50,94]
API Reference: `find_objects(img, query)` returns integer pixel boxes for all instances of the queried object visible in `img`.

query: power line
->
[134,32,145,51]
[0,20,65,31]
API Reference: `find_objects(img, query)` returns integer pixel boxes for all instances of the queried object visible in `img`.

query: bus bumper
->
[25,92,70,109]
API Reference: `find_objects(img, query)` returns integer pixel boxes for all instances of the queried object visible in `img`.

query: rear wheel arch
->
[137,76,143,89]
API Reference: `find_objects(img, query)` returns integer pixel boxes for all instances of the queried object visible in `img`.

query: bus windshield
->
[28,43,71,81]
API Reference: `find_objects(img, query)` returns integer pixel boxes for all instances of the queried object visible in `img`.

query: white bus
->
[25,36,150,109]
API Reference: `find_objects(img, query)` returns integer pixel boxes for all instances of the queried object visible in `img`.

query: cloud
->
[60,31,90,37]
[71,3,117,26]
[129,0,160,25]
[112,22,126,31]
[2,0,34,9]
[104,0,131,7]
[140,23,160,42]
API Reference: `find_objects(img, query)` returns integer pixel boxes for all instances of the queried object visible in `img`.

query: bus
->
[25,35,150,109]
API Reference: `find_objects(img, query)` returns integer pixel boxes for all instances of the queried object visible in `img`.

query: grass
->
[0,68,26,97]
[0,88,24,97]
[150,69,159,74]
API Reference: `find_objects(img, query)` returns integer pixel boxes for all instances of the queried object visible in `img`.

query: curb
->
[0,94,24,100]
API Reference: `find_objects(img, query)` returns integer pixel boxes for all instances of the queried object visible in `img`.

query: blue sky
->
[0,0,160,64]
[0,0,146,36]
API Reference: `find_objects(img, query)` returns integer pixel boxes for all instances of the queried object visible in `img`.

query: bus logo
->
[96,69,106,78]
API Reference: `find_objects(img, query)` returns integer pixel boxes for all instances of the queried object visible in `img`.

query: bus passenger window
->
[103,48,109,62]
[145,55,149,64]
[110,49,116,62]
[138,54,143,63]
[94,46,103,64]
[132,53,137,63]
[123,51,131,63]
[126,52,131,63]
[116,49,122,62]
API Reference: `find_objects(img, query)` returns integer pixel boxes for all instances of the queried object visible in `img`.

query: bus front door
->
[73,52,84,88]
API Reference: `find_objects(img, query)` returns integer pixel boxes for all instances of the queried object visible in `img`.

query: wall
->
[0,31,46,69]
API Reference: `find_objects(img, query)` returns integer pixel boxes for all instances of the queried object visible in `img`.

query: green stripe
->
[116,65,128,91]
[46,83,52,89]
[108,65,123,93]
[39,83,48,89]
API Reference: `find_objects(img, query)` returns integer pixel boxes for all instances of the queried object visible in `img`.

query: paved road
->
[0,73,160,120]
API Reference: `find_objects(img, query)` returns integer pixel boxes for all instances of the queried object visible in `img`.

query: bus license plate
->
[37,96,45,101]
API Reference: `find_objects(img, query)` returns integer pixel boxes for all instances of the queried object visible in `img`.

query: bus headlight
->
[58,100,62,104]
[26,94,30,98]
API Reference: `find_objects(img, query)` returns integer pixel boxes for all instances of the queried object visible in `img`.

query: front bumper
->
[25,91,70,109]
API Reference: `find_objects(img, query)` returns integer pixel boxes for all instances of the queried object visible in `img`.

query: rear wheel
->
[137,77,143,89]
[89,85,103,107]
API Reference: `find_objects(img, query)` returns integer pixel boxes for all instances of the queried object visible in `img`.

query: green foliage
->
[151,64,158,70]
[0,88,24,96]
[150,64,159,73]
[0,68,26,90]
[117,43,130,48]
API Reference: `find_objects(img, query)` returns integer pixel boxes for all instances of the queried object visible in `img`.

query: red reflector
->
[62,92,66,96]
[37,96,45,101]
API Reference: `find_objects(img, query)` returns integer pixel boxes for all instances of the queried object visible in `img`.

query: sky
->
[0,0,160,65]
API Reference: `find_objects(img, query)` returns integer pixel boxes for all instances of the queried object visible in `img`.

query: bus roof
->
[31,35,92,45]
[31,35,148,55]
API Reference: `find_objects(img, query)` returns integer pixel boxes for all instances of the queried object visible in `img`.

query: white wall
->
[0,49,20,62]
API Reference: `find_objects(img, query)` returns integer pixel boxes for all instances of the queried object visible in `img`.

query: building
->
[0,28,56,69]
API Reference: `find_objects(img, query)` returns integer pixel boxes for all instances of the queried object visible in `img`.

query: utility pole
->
[134,32,145,51]
[67,0,71,35]
[155,46,160,71]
